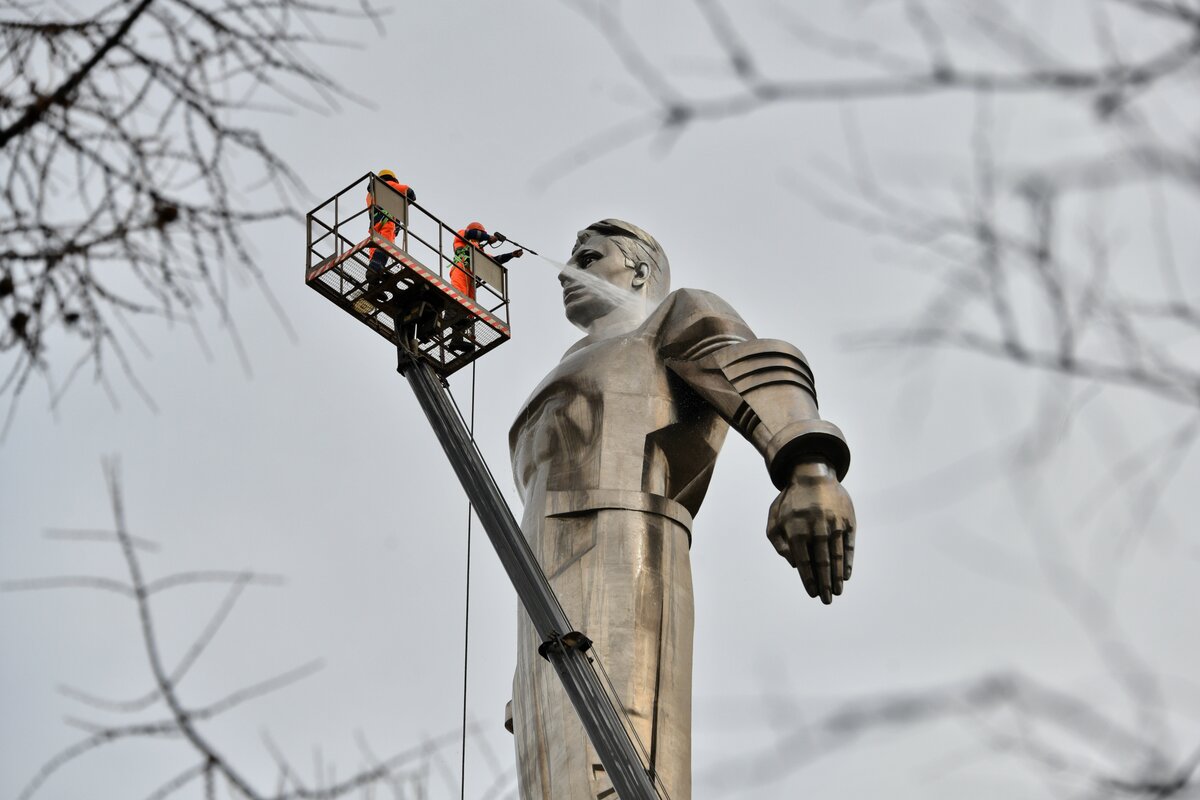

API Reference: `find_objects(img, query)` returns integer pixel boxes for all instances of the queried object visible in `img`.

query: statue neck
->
[582,303,649,340]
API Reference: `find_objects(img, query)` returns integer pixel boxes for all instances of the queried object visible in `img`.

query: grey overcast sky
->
[3,1,1198,799]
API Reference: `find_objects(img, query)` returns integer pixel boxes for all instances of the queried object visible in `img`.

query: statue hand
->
[766,459,856,604]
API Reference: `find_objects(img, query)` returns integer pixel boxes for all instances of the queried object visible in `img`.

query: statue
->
[508,219,856,799]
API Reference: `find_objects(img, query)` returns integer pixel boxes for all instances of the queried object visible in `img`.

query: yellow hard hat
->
[378,169,397,181]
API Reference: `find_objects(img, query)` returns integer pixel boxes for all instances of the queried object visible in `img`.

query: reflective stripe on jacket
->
[450,245,476,299]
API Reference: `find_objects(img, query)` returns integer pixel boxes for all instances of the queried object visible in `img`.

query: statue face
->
[560,234,638,330]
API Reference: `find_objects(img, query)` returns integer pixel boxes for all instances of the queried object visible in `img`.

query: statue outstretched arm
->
[658,289,856,604]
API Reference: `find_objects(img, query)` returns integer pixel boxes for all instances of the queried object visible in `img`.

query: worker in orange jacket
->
[366,169,416,286]
[450,221,523,299]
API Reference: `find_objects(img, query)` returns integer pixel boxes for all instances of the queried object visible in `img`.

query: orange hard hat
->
[466,221,486,232]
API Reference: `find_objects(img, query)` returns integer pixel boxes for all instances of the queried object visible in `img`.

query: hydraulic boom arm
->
[397,345,664,800]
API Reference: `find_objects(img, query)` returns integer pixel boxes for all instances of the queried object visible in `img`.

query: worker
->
[365,169,416,286]
[449,221,523,299]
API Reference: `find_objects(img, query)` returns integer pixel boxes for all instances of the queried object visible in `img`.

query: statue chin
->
[563,296,616,332]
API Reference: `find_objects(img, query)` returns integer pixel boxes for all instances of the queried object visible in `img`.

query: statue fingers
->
[795,555,819,599]
[829,512,845,596]
[808,513,833,605]
[843,519,856,580]
[784,516,819,598]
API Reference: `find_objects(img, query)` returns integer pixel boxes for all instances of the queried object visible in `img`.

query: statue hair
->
[575,219,671,302]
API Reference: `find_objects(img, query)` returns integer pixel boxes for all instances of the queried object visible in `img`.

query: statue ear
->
[631,261,650,289]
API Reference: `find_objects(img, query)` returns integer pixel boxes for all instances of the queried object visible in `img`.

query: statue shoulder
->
[658,287,741,317]
[654,288,756,358]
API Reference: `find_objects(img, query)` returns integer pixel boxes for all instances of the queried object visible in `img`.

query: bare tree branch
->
[0,1,381,430]
[11,461,468,799]
[555,4,1200,795]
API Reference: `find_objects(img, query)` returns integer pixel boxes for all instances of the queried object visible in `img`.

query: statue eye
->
[576,251,597,268]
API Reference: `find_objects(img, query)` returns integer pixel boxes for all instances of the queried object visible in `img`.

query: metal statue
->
[508,219,856,799]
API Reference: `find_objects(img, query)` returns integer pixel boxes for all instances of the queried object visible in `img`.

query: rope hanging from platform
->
[458,360,476,800]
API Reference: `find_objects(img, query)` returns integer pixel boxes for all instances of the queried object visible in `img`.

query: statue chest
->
[510,334,679,493]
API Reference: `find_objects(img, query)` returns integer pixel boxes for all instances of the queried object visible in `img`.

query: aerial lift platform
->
[305,174,666,800]
[305,173,511,376]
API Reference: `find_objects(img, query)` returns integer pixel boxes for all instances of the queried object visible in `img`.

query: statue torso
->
[509,290,734,520]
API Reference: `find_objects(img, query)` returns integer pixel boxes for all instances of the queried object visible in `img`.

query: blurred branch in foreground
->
[559,0,1200,539]
[701,670,1200,798]
[692,463,1200,798]
[559,4,1200,796]
[554,0,1199,402]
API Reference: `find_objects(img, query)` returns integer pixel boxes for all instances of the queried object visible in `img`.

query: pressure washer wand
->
[491,232,540,257]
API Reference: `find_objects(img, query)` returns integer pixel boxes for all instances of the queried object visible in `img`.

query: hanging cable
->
[459,359,476,800]
[440,354,664,798]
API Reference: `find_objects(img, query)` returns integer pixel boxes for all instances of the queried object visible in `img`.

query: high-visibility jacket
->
[450,244,476,299]
[366,177,413,259]
[450,224,489,299]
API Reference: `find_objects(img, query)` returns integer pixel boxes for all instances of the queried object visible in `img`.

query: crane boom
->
[398,346,664,800]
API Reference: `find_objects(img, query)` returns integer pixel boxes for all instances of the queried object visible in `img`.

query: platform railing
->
[307,174,512,325]
[304,173,513,376]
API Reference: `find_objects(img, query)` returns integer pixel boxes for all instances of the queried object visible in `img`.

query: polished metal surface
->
[509,220,857,799]
[397,348,662,800]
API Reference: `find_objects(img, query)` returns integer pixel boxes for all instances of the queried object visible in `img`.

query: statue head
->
[561,219,671,332]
